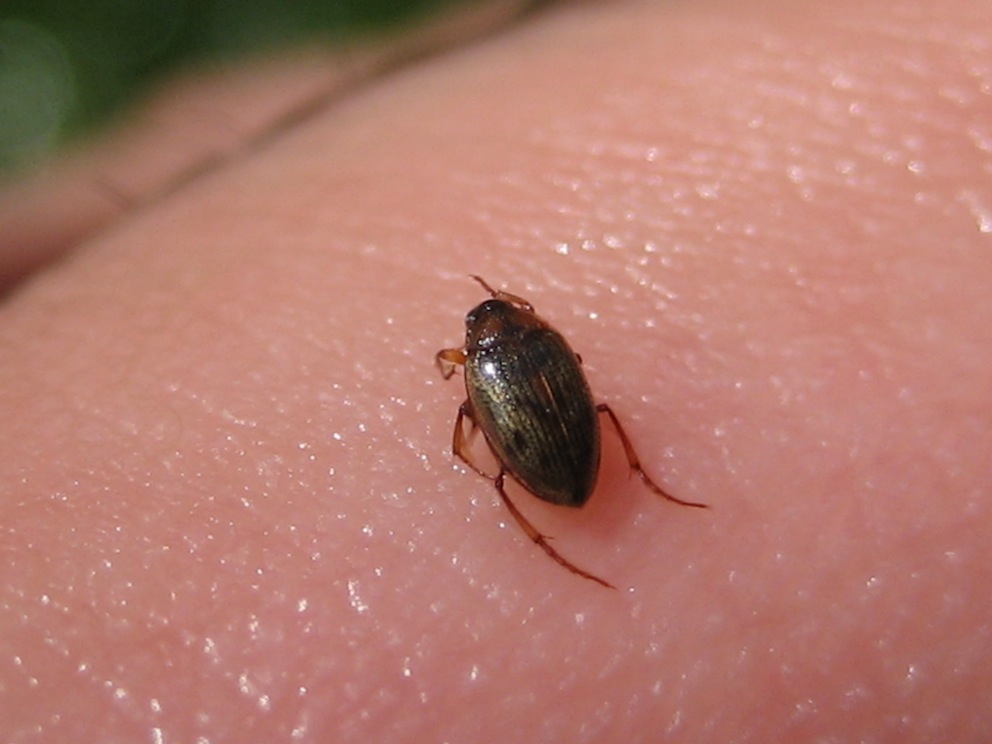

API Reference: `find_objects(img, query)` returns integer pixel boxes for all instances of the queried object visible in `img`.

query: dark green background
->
[0,0,463,171]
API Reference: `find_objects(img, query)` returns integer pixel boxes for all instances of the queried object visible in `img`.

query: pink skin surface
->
[2,0,991,741]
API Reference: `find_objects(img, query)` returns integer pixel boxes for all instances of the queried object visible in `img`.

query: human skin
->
[2,0,991,740]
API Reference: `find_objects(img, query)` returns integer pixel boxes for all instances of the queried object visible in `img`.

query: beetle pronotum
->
[436,276,706,588]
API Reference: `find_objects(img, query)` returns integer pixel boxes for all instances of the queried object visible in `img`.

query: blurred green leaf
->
[0,0,466,170]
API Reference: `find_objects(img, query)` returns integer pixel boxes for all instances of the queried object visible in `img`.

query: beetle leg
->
[451,401,492,479]
[596,403,708,509]
[469,275,535,313]
[494,471,615,589]
[451,404,610,586]
[435,347,467,379]
[451,405,612,586]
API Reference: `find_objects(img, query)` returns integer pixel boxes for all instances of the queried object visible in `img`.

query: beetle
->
[436,275,706,588]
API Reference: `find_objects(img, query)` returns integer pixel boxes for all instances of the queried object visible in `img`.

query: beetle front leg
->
[494,471,615,589]
[469,275,535,313]
[435,347,467,379]
[597,403,708,509]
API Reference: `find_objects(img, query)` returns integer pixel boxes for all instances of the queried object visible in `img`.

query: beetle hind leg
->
[453,400,615,587]
[597,403,708,509]
[494,471,615,589]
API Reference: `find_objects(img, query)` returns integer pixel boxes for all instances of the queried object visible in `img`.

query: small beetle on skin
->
[436,275,706,588]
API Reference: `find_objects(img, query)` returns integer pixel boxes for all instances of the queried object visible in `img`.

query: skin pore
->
[1,0,990,741]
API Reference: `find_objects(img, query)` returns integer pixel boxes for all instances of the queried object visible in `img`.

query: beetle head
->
[465,299,545,350]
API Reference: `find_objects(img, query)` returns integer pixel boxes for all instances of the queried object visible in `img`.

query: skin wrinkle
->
[1,0,991,741]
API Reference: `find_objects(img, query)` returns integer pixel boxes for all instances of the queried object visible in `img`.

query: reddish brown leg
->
[597,403,708,509]
[435,347,466,379]
[451,401,490,478]
[492,471,615,589]
[451,400,614,588]
[469,275,535,313]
